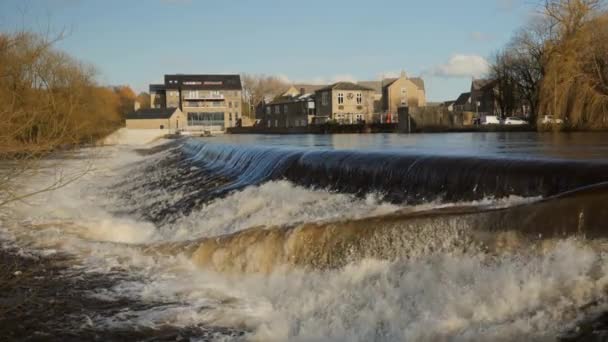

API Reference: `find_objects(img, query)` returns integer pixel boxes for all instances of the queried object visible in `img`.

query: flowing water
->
[2,132,608,341]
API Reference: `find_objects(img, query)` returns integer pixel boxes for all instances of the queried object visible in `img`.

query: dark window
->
[187,112,225,129]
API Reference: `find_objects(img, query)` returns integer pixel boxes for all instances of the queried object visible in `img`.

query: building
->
[357,81,383,118]
[453,92,472,112]
[470,79,499,116]
[125,107,185,130]
[314,82,375,124]
[261,91,316,128]
[441,100,456,112]
[148,74,243,133]
[381,72,426,121]
[281,84,326,98]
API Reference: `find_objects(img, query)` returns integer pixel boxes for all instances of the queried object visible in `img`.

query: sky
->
[0,0,537,101]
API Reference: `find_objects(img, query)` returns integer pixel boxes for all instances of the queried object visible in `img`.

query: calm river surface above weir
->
[204,132,608,160]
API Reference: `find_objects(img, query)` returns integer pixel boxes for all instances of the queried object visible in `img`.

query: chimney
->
[134,101,141,111]
[400,70,407,79]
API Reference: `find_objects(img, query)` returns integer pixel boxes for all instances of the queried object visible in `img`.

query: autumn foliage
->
[0,31,132,158]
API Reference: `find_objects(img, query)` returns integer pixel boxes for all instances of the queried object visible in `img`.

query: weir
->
[126,139,608,225]
[181,139,608,203]
[148,182,608,274]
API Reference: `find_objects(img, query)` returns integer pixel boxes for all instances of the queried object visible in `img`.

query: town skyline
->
[0,0,537,102]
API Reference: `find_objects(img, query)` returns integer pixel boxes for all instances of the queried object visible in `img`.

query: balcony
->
[182,92,225,100]
[183,100,225,108]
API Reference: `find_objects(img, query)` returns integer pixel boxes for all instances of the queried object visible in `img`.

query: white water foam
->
[1,141,606,341]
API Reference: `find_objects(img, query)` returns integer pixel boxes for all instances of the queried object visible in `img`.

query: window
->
[235,101,239,108]
[284,105,288,114]
[322,92,329,106]
[210,91,221,97]
[229,113,232,120]
[356,93,362,104]
[275,120,278,127]
[338,93,344,104]
[401,87,407,95]
[266,107,271,115]
[267,120,271,128]
[187,112,225,129]
[275,106,280,114]
[229,101,233,108]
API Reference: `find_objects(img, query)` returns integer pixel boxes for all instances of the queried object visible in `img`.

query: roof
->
[292,84,327,94]
[472,79,495,91]
[382,78,399,88]
[268,93,315,105]
[357,81,382,93]
[410,77,425,91]
[381,77,425,91]
[454,92,471,106]
[164,74,242,90]
[126,107,179,120]
[315,82,374,92]
[442,100,456,106]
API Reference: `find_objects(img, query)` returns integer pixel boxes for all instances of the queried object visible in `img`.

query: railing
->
[182,93,225,100]
[183,101,225,108]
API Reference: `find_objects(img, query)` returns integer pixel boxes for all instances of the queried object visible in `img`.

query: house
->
[357,81,383,116]
[315,82,375,124]
[125,107,186,131]
[470,79,499,116]
[441,100,456,112]
[148,74,244,133]
[261,92,316,128]
[453,92,472,112]
[381,71,426,122]
[281,84,326,98]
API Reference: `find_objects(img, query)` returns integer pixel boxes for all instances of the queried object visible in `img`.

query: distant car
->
[541,115,564,125]
[504,117,528,125]
[482,115,501,125]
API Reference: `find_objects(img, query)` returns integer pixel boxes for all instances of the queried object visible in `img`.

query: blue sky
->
[0,0,536,101]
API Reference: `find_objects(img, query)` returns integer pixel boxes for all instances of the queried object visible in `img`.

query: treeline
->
[490,0,608,129]
[0,30,147,158]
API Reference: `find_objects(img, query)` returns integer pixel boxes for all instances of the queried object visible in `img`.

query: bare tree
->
[241,74,289,120]
[0,30,122,207]
[538,0,608,128]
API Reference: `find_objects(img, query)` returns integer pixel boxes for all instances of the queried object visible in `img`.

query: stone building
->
[125,108,185,131]
[148,74,243,133]
[314,82,375,124]
[381,72,426,121]
[261,92,316,128]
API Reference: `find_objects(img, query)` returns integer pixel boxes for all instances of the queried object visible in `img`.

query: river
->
[2,132,608,341]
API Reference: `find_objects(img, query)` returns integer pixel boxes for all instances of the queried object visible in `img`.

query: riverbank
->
[227,123,536,134]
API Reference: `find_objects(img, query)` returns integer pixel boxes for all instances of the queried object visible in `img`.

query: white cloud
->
[299,74,357,85]
[309,77,327,85]
[430,54,490,78]
[377,71,400,79]
[276,74,291,83]
[331,74,357,83]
